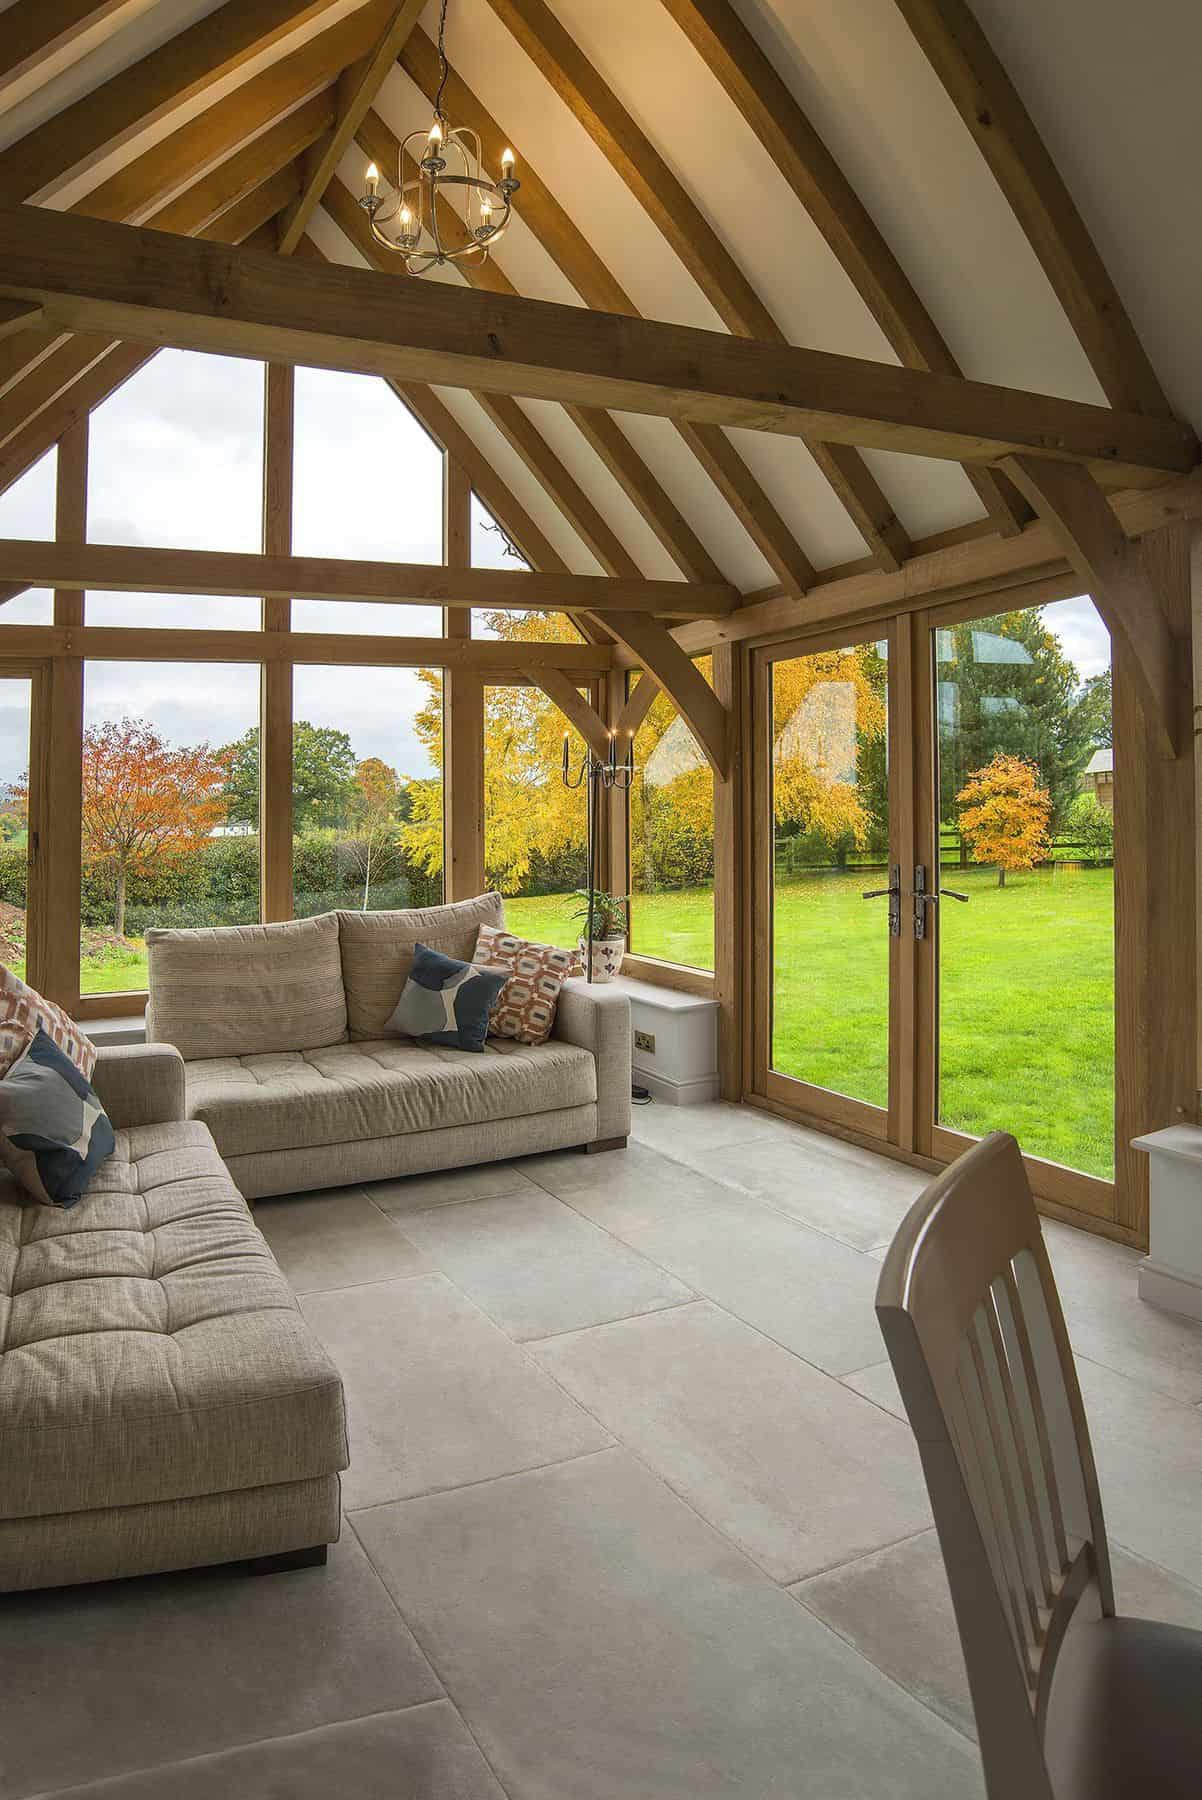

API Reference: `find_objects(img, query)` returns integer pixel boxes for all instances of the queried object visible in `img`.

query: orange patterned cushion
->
[472,925,577,1047]
[0,965,97,1081]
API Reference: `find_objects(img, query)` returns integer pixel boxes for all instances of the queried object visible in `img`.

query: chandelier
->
[359,0,519,276]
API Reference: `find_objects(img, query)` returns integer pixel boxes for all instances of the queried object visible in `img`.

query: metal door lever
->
[861,864,901,937]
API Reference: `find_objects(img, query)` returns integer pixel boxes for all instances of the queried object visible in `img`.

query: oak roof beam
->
[399,26,814,594]
[0,209,1194,486]
[0,539,738,617]
[0,1,133,106]
[1001,453,1181,759]
[277,0,425,255]
[894,0,1173,419]
[481,0,908,575]
[654,0,1029,539]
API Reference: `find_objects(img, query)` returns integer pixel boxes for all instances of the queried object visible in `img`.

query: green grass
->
[74,864,1115,1180]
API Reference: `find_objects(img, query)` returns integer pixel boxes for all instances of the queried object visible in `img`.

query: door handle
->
[861,864,901,937]
[912,865,969,938]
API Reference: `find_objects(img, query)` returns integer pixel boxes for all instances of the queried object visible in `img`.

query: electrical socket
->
[633,1029,656,1054]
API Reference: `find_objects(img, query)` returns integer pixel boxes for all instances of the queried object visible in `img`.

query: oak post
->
[38,414,87,1009]
[261,361,293,921]
[711,642,746,1099]
[442,457,484,899]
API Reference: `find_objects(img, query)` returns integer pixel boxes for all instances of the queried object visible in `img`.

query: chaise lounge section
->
[0,1045,348,1593]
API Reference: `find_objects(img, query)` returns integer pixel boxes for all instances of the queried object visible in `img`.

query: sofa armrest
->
[91,1043,187,1131]
[554,980,631,1143]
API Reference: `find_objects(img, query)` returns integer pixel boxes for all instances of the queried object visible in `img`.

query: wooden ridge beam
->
[0,0,360,207]
[337,131,722,587]
[0,1,132,106]
[0,624,612,673]
[1002,454,1181,759]
[399,26,814,595]
[598,611,730,778]
[894,0,1173,419]
[654,0,1029,538]
[277,0,425,255]
[525,668,612,761]
[0,538,738,616]
[481,0,908,574]
[2,210,1191,484]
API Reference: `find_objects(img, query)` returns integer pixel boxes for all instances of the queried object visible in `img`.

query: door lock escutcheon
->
[861,864,902,937]
[912,865,969,939]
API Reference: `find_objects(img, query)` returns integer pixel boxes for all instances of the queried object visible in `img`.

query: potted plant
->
[570,889,629,984]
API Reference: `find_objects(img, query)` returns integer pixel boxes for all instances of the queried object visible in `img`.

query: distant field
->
[73,862,1114,1179]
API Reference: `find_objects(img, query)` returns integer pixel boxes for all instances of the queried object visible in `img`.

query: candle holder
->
[561,731,635,982]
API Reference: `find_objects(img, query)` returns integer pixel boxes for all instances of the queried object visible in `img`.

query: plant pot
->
[578,934,625,983]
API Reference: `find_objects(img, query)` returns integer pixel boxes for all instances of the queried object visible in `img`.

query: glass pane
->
[291,665,443,917]
[0,679,33,978]
[0,447,55,624]
[88,349,264,553]
[935,597,1114,1179]
[86,593,261,629]
[631,665,714,971]
[485,682,588,950]
[471,495,582,641]
[81,663,262,994]
[292,368,442,638]
[770,640,890,1107]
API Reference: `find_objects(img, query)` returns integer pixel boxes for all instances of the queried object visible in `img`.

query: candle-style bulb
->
[428,119,444,148]
[501,146,516,175]
[364,162,380,197]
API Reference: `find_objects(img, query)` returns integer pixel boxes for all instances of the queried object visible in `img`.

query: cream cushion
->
[337,893,505,1040]
[0,1120,347,1520]
[146,913,347,1061]
[186,1037,597,1160]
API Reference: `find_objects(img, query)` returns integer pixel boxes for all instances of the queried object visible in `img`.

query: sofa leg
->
[583,1136,628,1154]
[246,1543,328,1577]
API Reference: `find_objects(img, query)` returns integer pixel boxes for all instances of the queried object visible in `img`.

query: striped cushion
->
[145,914,347,1061]
[472,924,576,1047]
[337,893,506,1040]
[0,965,96,1082]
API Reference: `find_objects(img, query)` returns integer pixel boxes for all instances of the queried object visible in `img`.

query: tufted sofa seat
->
[0,1049,348,1592]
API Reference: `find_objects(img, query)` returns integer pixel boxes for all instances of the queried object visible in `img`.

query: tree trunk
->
[114,867,126,937]
[361,838,372,911]
[997,866,1006,889]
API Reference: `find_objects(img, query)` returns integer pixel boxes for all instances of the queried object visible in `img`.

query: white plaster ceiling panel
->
[421,0,730,332]
[548,0,901,365]
[611,412,775,592]
[859,448,986,542]
[513,396,684,579]
[969,0,1202,432]
[726,0,1108,405]
[724,428,873,570]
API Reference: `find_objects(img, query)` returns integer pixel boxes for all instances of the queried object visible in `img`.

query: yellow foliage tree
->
[956,752,1052,887]
[771,645,886,851]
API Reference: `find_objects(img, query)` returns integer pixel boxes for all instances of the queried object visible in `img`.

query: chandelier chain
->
[434,0,450,124]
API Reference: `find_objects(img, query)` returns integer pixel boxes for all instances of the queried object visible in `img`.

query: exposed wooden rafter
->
[525,668,612,761]
[482,0,910,575]
[1,208,1193,486]
[0,301,44,340]
[0,538,738,617]
[654,0,1030,538]
[399,27,814,595]
[0,0,133,106]
[894,0,1174,419]
[276,0,425,255]
[1001,454,1181,759]
[596,611,730,778]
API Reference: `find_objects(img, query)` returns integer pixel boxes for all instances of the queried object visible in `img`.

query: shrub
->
[1065,793,1114,866]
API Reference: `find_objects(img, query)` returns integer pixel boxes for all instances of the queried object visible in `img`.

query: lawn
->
[75,864,1114,1180]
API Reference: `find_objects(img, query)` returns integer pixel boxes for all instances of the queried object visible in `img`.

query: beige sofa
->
[0,1045,348,1592]
[145,892,632,1201]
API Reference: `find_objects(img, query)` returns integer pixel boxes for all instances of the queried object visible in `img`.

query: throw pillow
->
[0,1028,116,1207]
[386,942,508,1053]
[472,924,577,1047]
[0,964,97,1081]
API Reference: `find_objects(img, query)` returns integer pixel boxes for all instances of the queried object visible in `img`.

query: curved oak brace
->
[526,668,613,763]
[1002,454,1180,760]
[617,674,661,740]
[597,611,730,780]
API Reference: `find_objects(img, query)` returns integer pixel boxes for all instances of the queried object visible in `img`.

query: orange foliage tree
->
[82,718,227,935]
[956,752,1052,888]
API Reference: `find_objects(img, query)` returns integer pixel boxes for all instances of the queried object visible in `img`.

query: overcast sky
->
[0,346,1110,793]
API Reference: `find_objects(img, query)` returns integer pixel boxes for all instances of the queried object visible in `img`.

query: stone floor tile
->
[1043,1219,1202,1404]
[630,1099,799,1160]
[533,1301,930,1581]
[254,1188,427,1295]
[1074,1355,1202,1588]
[302,1274,609,1508]
[354,1449,983,1800]
[699,1134,926,1253]
[0,1533,440,1798]
[366,1162,542,1214]
[398,1187,693,1341]
[523,1141,725,1237]
[841,1359,908,1422]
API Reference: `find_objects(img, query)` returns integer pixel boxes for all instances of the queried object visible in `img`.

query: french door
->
[751,600,1117,1227]
[0,664,50,993]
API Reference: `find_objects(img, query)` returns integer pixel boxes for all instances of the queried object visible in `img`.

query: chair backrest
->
[876,1132,1114,1800]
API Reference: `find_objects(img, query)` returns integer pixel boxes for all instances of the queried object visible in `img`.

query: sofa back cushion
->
[146,914,348,1061]
[338,892,505,1040]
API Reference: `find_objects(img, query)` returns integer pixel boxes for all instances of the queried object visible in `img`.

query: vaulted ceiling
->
[1,0,1197,601]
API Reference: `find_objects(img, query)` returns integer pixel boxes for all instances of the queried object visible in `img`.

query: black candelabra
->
[561,729,635,982]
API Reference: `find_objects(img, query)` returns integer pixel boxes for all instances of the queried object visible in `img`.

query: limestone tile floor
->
[8,1100,1202,1799]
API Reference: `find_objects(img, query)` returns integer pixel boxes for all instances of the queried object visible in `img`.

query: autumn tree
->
[81,718,228,934]
[218,720,357,833]
[344,756,402,910]
[956,753,1052,888]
